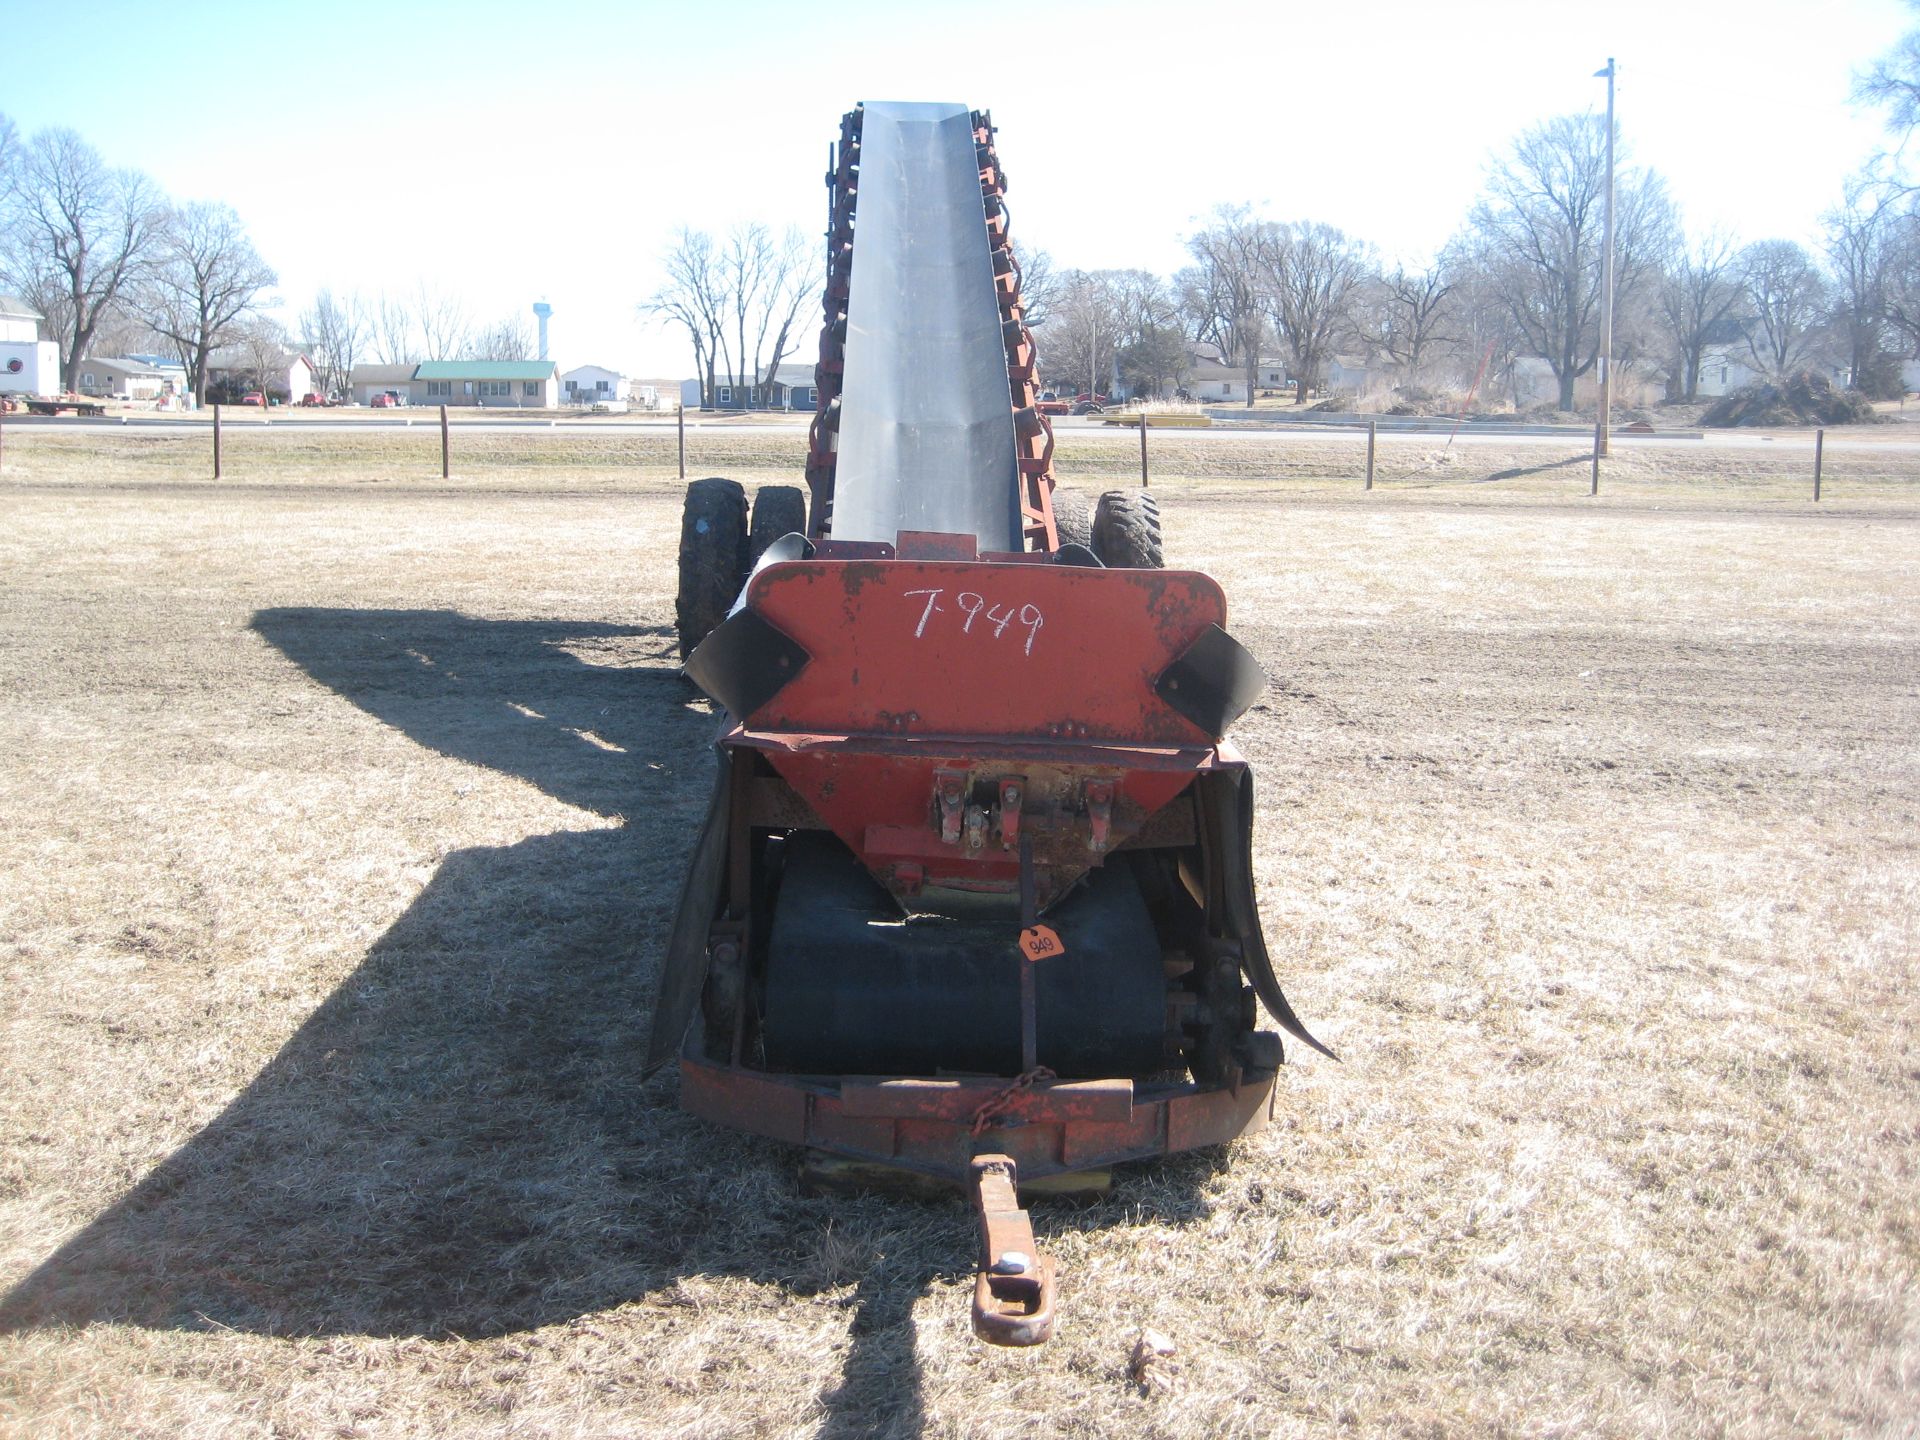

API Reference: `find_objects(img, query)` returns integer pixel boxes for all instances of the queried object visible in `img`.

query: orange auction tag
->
[1018,925,1065,962]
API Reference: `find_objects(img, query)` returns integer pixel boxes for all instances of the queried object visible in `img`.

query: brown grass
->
[1,425,1917,1437]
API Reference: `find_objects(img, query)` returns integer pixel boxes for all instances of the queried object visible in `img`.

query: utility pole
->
[1595,57,1617,461]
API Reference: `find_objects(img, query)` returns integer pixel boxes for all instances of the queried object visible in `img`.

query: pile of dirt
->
[1700,371,1880,428]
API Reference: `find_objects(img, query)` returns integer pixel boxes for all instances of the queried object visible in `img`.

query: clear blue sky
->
[5,0,1911,377]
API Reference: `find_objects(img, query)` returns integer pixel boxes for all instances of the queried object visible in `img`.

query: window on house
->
[1720,365,1728,384]
[82,371,95,387]
[596,379,608,393]
[525,381,540,397]
[1223,382,1233,396]
[749,386,760,404]
[718,385,733,404]
[426,380,451,397]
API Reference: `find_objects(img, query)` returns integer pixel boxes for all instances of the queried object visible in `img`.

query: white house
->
[76,357,170,401]
[0,295,60,399]
[206,344,319,403]
[1183,348,1289,403]
[349,363,416,406]
[562,364,632,411]
[1695,347,1849,398]
[124,354,193,407]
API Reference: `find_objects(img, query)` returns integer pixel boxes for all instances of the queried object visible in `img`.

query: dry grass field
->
[0,424,1916,1438]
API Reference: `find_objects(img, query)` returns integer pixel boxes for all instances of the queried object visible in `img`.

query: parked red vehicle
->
[240,392,265,407]
[370,392,399,408]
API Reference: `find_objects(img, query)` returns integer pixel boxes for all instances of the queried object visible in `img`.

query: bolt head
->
[991,1251,1032,1276]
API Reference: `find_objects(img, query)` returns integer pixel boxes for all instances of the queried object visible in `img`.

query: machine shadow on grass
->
[0,605,1226,1425]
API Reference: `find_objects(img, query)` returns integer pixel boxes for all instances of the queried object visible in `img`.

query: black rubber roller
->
[761,834,1166,1079]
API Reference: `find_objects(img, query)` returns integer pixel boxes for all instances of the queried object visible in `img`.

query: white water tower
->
[532,300,553,361]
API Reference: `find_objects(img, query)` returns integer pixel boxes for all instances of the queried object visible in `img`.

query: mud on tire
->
[1092,489,1163,569]
[676,477,750,659]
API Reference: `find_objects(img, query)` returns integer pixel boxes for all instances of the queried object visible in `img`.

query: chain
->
[968,1066,1058,1137]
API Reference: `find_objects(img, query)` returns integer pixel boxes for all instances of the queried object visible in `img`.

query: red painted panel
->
[1166,1081,1272,1154]
[744,560,1224,746]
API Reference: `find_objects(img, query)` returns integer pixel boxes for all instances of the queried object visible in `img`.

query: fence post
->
[1365,420,1375,491]
[677,402,686,479]
[1139,412,1149,487]
[213,403,222,480]
[1590,421,1600,496]
[440,404,450,480]
[1813,428,1824,501]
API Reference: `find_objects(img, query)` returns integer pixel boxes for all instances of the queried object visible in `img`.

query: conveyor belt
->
[829,101,1023,552]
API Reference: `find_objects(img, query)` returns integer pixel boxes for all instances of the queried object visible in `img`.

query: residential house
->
[681,362,818,411]
[1181,347,1289,402]
[1,295,43,345]
[1323,355,1378,397]
[1682,313,1849,397]
[206,344,319,403]
[122,353,193,407]
[0,296,61,398]
[412,360,559,408]
[562,364,632,410]
[76,357,170,401]
[349,363,417,406]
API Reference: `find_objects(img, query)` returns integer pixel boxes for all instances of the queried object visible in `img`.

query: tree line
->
[1034,102,1920,413]
[0,113,538,405]
[652,22,1920,416]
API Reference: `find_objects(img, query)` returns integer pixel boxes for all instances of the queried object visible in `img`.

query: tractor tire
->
[1050,486,1094,551]
[1092,489,1164,569]
[749,484,808,566]
[676,477,750,659]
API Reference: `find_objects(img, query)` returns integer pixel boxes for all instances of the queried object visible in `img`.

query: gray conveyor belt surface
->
[829,101,1022,553]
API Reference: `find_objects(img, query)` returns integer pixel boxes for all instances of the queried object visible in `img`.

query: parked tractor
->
[652,101,1330,1346]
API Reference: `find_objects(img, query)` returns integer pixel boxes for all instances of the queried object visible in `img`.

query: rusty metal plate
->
[743,559,1227,745]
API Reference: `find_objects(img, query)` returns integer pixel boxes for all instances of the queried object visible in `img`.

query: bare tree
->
[1468,113,1674,410]
[0,127,165,392]
[1258,221,1375,404]
[716,223,817,407]
[644,226,729,407]
[411,282,470,361]
[1736,240,1831,380]
[1657,227,1743,401]
[1823,182,1904,396]
[1438,238,1531,404]
[1016,246,1059,329]
[299,289,365,401]
[143,201,275,406]
[1855,5,1920,146]
[228,315,294,402]
[468,312,533,361]
[1364,261,1455,388]
[370,290,415,365]
[1043,270,1120,397]
[1180,206,1268,406]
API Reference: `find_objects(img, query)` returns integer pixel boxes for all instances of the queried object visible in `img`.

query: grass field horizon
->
[1,429,1915,1437]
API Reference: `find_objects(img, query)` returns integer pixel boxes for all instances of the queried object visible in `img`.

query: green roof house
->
[412,359,559,409]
